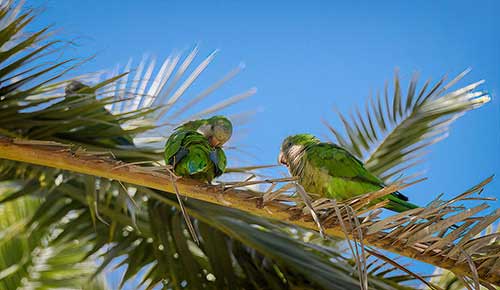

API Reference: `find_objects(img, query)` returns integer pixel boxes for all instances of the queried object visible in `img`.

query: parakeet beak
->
[278,152,287,166]
[208,136,221,147]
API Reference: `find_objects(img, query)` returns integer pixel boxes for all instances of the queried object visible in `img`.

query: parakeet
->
[164,116,232,183]
[162,116,231,243]
[278,134,418,213]
[29,80,133,146]
[63,81,134,146]
[175,115,233,147]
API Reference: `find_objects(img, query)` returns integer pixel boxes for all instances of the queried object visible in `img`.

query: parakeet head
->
[196,116,233,147]
[65,81,90,96]
[279,134,320,166]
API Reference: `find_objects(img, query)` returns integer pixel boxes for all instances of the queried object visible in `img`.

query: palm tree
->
[0,185,109,290]
[0,1,498,289]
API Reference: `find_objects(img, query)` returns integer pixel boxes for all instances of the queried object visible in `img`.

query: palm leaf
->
[0,1,496,289]
[430,223,500,290]
[4,137,500,288]
[21,175,416,290]
[0,3,378,289]
[323,70,490,181]
[0,183,109,290]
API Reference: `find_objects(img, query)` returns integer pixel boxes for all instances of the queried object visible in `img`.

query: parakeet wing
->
[306,143,383,187]
[180,145,210,175]
[215,148,227,173]
[305,143,412,209]
[164,131,189,164]
[164,130,219,180]
[209,148,227,177]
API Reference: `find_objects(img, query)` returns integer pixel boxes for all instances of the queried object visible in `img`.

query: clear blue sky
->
[37,0,499,287]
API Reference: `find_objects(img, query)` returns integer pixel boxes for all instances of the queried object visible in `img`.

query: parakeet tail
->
[386,195,419,213]
[386,195,460,230]
[115,136,134,146]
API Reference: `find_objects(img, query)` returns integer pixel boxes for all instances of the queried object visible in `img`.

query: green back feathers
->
[175,115,231,131]
[305,144,383,187]
[299,143,384,200]
[175,142,211,177]
[164,129,227,183]
[175,119,207,131]
[164,131,195,164]
[165,116,232,182]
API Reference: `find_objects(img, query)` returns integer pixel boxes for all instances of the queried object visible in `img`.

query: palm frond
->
[0,1,497,290]
[0,3,389,289]
[0,183,109,290]
[2,139,498,288]
[19,174,416,290]
[0,3,73,98]
[323,70,490,180]
[95,49,255,147]
[430,223,500,290]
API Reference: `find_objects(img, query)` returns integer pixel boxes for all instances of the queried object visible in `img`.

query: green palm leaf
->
[323,70,489,181]
[0,182,109,290]
[22,175,416,290]
[0,1,482,289]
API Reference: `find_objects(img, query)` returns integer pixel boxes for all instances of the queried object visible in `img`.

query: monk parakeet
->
[164,116,232,182]
[162,116,231,243]
[175,115,233,148]
[30,80,133,146]
[63,81,134,146]
[278,134,418,213]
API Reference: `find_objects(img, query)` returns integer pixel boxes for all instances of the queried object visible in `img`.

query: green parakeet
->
[63,81,134,146]
[29,81,133,146]
[164,116,232,183]
[162,116,231,242]
[278,134,418,213]
[175,115,233,147]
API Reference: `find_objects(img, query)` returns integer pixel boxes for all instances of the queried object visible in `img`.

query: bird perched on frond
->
[164,116,232,183]
[163,116,232,243]
[64,80,134,146]
[29,80,134,147]
[174,115,233,148]
[279,134,418,212]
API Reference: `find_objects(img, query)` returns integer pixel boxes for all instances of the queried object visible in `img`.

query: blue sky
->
[37,0,499,287]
